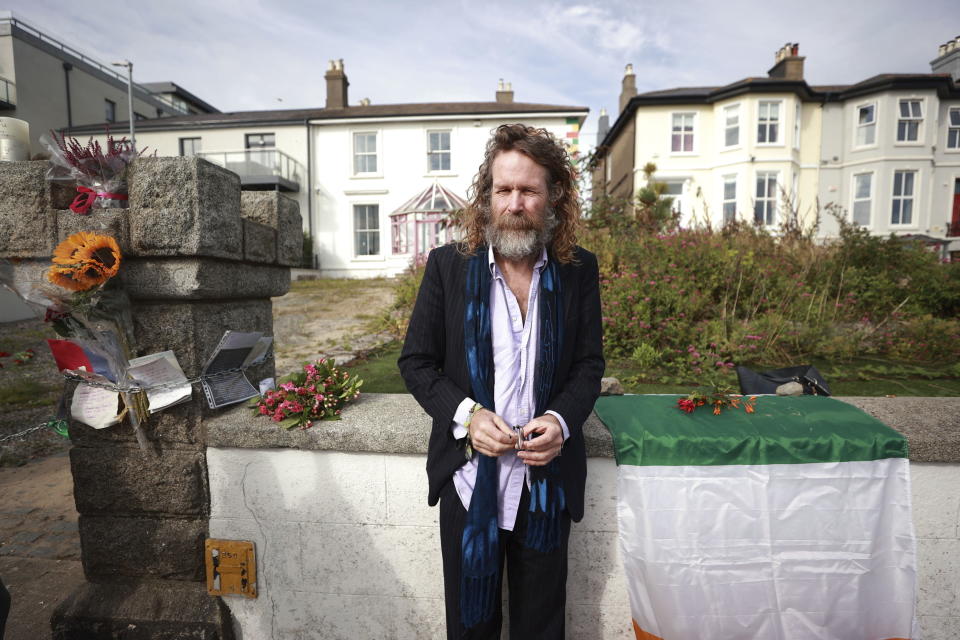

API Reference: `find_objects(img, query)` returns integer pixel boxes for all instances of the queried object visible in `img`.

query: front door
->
[952,178,960,234]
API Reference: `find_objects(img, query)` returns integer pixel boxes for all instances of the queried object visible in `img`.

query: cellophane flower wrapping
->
[0,231,150,449]
[40,131,138,213]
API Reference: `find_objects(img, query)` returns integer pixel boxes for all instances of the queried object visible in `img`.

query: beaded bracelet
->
[463,402,483,460]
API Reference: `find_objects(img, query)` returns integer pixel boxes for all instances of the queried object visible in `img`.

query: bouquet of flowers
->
[251,358,362,430]
[1,231,149,447]
[677,386,757,416]
[40,130,143,214]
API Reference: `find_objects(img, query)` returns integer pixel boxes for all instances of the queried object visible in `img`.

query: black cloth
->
[0,575,9,640]
[398,243,605,522]
[439,480,570,640]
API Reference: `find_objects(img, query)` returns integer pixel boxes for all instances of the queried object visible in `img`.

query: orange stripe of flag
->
[633,620,664,640]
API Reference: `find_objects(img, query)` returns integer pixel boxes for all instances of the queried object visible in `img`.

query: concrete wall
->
[205,394,960,640]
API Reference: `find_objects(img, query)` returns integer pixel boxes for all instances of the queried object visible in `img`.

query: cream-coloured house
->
[594,41,960,257]
[593,45,822,230]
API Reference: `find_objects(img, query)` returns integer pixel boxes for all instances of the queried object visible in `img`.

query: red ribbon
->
[69,186,128,214]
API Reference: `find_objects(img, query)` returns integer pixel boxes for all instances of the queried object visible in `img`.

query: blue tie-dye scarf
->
[460,247,566,629]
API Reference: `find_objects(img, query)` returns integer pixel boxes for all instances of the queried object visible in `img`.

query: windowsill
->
[669,152,698,157]
[352,255,387,262]
[943,148,960,153]
[351,173,384,180]
[720,145,742,152]
[423,172,458,178]
[889,224,919,230]
[852,144,879,152]
[893,141,923,147]
[344,188,388,196]
[755,142,784,147]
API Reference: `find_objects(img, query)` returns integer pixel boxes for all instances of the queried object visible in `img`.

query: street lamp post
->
[111,60,134,148]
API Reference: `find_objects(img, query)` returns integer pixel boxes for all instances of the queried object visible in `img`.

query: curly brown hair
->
[461,124,580,263]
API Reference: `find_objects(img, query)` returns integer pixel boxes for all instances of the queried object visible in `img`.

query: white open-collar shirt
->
[451,246,569,531]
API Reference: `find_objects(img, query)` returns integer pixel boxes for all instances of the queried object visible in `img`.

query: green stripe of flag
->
[565,117,580,124]
[595,395,908,467]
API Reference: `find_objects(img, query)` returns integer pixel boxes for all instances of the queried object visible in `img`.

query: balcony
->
[197,149,302,192]
[0,76,15,109]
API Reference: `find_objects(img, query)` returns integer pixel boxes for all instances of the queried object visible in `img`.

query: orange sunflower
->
[48,265,95,291]
[48,232,122,291]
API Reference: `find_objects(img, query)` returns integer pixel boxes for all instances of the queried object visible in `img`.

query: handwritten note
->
[71,384,122,429]
[128,350,191,414]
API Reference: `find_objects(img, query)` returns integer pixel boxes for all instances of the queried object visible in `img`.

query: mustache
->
[495,213,541,232]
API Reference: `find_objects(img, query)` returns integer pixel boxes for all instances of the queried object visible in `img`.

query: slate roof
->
[68,101,588,134]
[598,72,959,153]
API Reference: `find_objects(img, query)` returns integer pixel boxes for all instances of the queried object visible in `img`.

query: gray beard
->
[484,208,558,261]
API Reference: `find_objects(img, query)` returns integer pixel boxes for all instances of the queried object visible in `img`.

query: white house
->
[72,61,588,276]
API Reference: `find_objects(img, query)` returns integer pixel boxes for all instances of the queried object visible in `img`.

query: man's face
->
[487,149,555,260]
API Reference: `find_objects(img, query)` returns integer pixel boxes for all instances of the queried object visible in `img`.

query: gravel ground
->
[0,318,67,467]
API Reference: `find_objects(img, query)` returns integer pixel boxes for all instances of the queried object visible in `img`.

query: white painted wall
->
[207,448,959,640]
[310,113,583,278]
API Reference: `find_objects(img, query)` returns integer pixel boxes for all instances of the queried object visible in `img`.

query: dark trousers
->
[439,479,571,640]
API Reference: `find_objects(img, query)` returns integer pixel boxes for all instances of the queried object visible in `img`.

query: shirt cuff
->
[545,410,570,441]
[451,397,475,440]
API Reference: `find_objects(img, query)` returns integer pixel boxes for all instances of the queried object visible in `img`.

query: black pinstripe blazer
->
[398,243,604,522]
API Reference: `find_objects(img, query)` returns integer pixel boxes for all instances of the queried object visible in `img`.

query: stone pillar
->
[0,158,301,638]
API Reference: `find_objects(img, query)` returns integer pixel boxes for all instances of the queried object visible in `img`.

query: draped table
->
[595,395,917,640]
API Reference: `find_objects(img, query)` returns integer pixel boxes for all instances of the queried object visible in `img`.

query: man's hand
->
[469,408,516,457]
[517,414,564,466]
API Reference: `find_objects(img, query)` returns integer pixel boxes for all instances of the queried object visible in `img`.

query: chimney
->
[767,43,805,80]
[597,107,610,140]
[324,59,349,109]
[496,79,514,104]
[619,64,636,114]
[931,35,960,82]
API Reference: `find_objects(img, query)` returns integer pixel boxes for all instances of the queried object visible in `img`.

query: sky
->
[6,0,958,147]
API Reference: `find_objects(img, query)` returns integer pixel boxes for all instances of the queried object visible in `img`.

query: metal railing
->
[0,76,15,106]
[0,15,188,115]
[197,149,304,186]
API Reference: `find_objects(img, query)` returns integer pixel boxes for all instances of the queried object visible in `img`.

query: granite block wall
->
[0,158,302,639]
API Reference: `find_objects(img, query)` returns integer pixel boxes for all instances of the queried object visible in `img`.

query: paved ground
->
[0,451,84,640]
[0,278,397,638]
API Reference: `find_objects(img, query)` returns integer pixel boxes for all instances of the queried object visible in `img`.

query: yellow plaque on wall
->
[205,538,257,598]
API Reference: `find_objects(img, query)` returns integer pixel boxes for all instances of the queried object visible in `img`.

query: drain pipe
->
[304,118,315,268]
[62,62,73,128]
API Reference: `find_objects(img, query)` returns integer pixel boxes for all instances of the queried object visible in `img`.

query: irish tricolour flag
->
[595,395,918,640]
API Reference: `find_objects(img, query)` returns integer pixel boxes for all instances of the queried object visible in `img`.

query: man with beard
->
[399,124,604,639]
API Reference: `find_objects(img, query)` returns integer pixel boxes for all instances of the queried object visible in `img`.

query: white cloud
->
[6,0,957,148]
